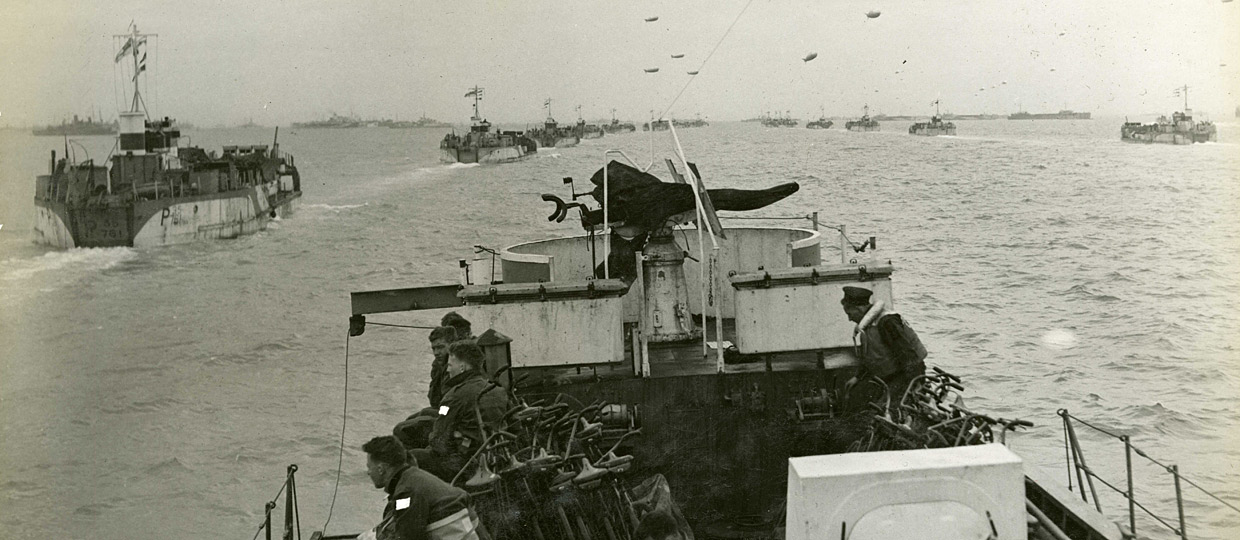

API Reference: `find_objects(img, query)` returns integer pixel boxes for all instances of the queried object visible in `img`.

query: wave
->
[100,396,188,414]
[0,246,137,282]
[439,162,480,170]
[304,203,369,212]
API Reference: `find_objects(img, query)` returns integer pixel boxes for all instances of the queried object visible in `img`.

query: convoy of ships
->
[19,21,1236,540]
[32,27,301,249]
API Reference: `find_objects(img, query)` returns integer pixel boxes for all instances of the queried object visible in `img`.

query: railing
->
[1058,409,1240,539]
[250,464,301,540]
[718,212,879,265]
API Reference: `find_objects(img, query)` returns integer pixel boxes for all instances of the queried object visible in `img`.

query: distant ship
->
[439,86,536,164]
[941,113,1004,120]
[381,115,452,129]
[34,26,302,249]
[601,109,636,134]
[1120,86,1216,145]
[761,111,798,128]
[1008,109,1091,120]
[32,114,117,136]
[845,105,881,132]
[672,114,708,128]
[527,99,580,148]
[642,118,670,131]
[806,107,833,129]
[572,106,605,139]
[909,100,957,136]
[291,113,363,129]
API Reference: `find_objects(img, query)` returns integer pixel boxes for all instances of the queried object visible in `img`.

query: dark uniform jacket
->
[857,313,928,381]
[428,356,448,408]
[428,370,509,458]
[376,466,470,540]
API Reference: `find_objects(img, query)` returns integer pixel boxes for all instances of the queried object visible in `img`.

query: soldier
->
[440,312,474,341]
[360,435,487,540]
[394,326,459,450]
[410,341,509,483]
[841,286,928,399]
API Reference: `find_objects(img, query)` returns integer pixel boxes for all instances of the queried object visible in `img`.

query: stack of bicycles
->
[451,393,675,540]
[844,367,1034,452]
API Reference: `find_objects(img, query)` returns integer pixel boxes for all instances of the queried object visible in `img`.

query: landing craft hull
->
[910,127,956,136]
[33,181,300,249]
[846,125,880,132]
[538,135,580,148]
[439,145,532,164]
[1120,130,1216,145]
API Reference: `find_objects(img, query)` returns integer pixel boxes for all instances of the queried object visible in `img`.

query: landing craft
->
[645,16,659,22]
[687,71,699,75]
[802,52,818,62]
[866,10,881,18]
[644,68,660,73]
[671,54,684,58]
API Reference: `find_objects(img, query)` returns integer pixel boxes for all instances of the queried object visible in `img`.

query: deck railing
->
[1058,409,1239,539]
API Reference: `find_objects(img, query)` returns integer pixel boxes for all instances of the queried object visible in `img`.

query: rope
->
[719,215,811,221]
[319,332,351,535]
[366,321,438,330]
[658,0,755,120]
[250,475,290,540]
[1064,411,1240,514]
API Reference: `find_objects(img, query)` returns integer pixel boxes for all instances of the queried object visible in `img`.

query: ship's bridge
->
[352,218,889,381]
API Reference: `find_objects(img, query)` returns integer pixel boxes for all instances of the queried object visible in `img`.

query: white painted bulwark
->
[786,444,1026,540]
[731,267,892,354]
[457,295,624,368]
[130,184,279,247]
[33,206,76,249]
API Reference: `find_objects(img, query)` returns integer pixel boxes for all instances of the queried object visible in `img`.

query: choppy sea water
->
[1,119,1238,540]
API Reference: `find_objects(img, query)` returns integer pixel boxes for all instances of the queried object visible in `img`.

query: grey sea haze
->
[1,119,1239,539]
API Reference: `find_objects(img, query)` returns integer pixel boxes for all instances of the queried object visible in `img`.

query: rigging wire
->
[319,332,351,535]
[657,0,756,120]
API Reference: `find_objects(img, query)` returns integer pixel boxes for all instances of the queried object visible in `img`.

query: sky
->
[1,0,1238,126]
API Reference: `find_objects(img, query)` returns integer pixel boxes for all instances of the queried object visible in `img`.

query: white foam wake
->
[303,203,369,212]
[1,247,137,282]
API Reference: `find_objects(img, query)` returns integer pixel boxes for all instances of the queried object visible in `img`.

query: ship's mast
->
[545,98,553,121]
[932,99,940,118]
[114,24,154,117]
[466,86,484,122]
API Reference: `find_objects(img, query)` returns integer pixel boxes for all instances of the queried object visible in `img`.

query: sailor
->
[394,326,459,450]
[440,312,474,341]
[841,286,928,398]
[360,435,488,540]
[410,341,510,483]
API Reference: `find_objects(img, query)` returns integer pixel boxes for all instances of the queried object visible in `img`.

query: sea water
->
[1,120,1238,539]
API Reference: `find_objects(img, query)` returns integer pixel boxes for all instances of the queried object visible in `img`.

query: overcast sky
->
[2,0,1237,126]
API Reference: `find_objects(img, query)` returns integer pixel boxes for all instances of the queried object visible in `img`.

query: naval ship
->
[672,114,709,128]
[761,111,799,128]
[1008,110,1091,120]
[439,87,538,164]
[571,106,606,139]
[1120,86,1217,145]
[31,113,118,136]
[642,118,670,131]
[602,109,637,134]
[527,99,581,148]
[806,108,833,129]
[909,100,957,136]
[245,125,1235,540]
[33,26,302,249]
[845,104,881,132]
